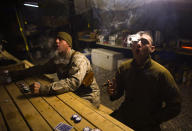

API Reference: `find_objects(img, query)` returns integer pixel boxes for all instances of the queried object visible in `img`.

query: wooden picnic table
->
[0,50,133,131]
[0,77,133,131]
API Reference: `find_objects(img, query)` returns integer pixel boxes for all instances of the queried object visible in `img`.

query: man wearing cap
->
[106,31,182,130]
[7,32,100,108]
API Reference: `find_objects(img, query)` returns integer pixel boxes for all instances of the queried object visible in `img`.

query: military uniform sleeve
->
[153,71,182,124]
[10,58,56,81]
[44,55,88,95]
[110,67,125,101]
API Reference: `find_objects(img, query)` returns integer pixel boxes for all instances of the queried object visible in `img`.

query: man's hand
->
[104,78,117,96]
[29,82,41,94]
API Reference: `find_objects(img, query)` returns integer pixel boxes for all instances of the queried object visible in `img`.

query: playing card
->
[55,122,73,131]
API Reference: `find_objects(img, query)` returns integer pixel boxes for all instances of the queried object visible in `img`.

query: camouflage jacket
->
[11,49,100,107]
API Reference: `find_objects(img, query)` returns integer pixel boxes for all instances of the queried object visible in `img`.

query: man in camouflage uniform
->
[107,31,182,130]
[9,32,100,108]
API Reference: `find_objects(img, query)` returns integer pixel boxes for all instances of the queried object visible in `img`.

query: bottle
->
[4,70,12,83]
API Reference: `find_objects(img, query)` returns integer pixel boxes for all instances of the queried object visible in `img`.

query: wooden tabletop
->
[0,77,133,131]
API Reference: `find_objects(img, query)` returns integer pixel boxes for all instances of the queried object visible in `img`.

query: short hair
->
[137,31,153,45]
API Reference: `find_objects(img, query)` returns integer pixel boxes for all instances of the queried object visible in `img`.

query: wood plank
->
[0,50,20,63]
[35,77,113,115]
[35,77,132,131]
[58,93,133,131]
[68,92,133,131]
[0,85,29,131]
[5,82,52,131]
[37,78,96,130]
[66,91,113,114]
[99,105,113,114]
[22,60,34,68]
[24,78,76,131]
[0,111,7,131]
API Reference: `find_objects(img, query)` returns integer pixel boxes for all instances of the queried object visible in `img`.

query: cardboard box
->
[91,48,124,70]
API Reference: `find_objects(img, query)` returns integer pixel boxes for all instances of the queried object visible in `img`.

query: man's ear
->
[150,45,155,53]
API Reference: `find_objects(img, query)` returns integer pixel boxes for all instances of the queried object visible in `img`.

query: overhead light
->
[24,2,39,8]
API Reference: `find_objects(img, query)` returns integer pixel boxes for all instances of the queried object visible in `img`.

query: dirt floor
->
[92,64,192,131]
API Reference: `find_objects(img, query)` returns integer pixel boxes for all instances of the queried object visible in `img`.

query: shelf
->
[78,38,192,55]
[96,42,131,50]
[78,38,96,43]
[176,50,192,56]
[155,47,192,55]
